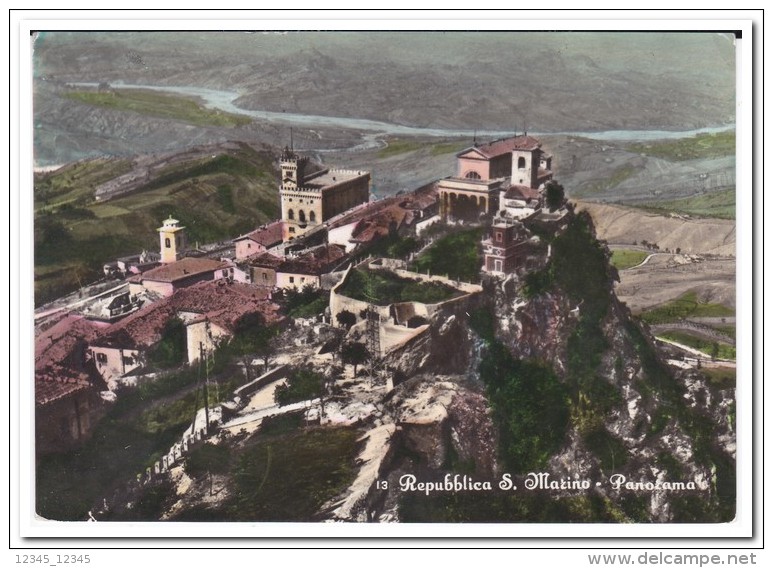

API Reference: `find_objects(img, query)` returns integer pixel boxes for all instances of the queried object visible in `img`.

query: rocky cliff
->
[359,211,735,523]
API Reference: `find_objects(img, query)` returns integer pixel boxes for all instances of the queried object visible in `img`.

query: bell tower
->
[158,216,187,264]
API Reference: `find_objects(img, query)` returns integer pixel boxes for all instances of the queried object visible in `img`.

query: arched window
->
[465,171,481,180]
[518,157,526,169]
[165,237,171,248]
[299,210,306,223]
[287,208,294,221]
[309,210,316,223]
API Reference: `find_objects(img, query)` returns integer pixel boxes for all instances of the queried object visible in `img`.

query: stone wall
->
[329,258,483,329]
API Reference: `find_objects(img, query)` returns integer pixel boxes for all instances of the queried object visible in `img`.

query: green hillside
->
[635,188,735,220]
[34,142,280,305]
[64,88,252,128]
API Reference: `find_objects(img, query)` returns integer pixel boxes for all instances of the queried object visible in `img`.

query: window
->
[289,227,296,233]
[518,157,526,169]
[287,209,294,220]
[289,277,295,284]
[263,273,268,281]
[465,171,481,180]
[309,211,316,223]
[301,277,306,283]
[496,231,503,242]
[96,352,107,364]
[299,210,306,223]
[165,237,171,248]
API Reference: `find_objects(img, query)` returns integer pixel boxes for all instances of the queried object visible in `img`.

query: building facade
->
[438,134,553,221]
[279,147,370,242]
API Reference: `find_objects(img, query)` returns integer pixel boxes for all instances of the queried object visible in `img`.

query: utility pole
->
[200,342,210,435]
[366,305,381,386]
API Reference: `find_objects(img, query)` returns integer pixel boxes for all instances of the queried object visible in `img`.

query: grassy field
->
[430,141,468,156]
[377,139,424,158]
[64,89,253,128]
[700,366,736,387]
[411,227,483,283]
[377,138,467,159]
[173,426,361,521]
[610,249,649,270]
[35,158,133,213]
[339,268,461,306]
[574,163,640,198]
[626,130,735,161]
[636,188,735,220]
[34,143,279,305]
[657,330,736,360]
[639,291,734,324]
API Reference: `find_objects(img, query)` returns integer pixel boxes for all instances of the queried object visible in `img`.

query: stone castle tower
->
[280,145,309,191]
[158,216,187,264]
[278,146,371,242]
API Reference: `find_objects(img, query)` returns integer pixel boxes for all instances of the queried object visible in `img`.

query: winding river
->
[70,82,735,144]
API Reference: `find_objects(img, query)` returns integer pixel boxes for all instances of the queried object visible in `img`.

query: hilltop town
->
[34,133,734,524]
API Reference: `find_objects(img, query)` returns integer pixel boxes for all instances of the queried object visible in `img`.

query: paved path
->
[652,322,735,345]
[655,337,735,364]
[628,252,665,269]
[222,398,321,430]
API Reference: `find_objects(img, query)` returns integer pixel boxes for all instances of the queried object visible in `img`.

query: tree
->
[341,342,370,376]
[184,443,231,496]
[545,181,566,211]
[336,310,356,330]
[233,314,280,375]
[147,317,187,369]
[274,367,324,406]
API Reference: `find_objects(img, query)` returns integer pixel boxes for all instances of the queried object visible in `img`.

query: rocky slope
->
[350,212,735,522]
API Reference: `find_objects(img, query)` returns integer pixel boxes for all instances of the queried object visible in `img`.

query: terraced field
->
[34,142,280,305]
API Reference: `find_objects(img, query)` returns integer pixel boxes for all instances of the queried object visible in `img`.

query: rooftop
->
[280,244,348,275]
[459,135,543,159]
[141,257,229,283]
[243,252,285,269]
[91,281,279,350]
[36,314,104,371]
[351,205,409,244]
[234,221,284,247]
[303,168,369,190]
[504,185,542,201]
[36,365,94,406]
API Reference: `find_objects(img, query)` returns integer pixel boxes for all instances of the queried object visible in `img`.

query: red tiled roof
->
[399,182,438,211]
[504,185,542,201]
[459,135,542,159]
[279,244,348,275]
[36,365,93,406]
[244,252,285,269]
[91,281,280,350]
[351,205,408,244]
[233,221,284,248]
[141,257,229,283]
[35,314,103,371]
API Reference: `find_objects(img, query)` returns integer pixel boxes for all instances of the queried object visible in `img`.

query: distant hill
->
[32,31,736,165]
[34,141,281,305]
